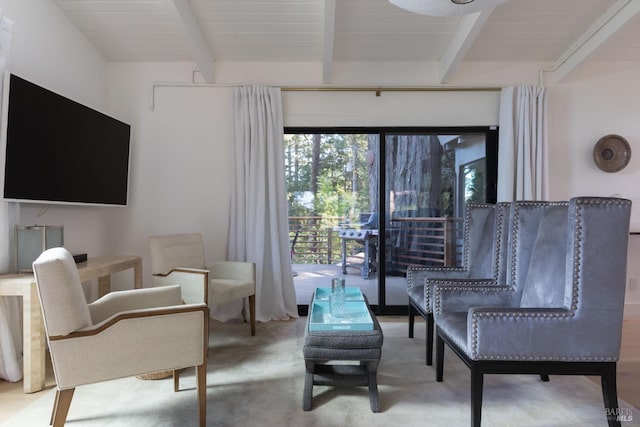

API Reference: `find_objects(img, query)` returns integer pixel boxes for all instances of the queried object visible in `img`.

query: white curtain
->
[227,86,298,322]
[497,86,549,201]
[0,11,22,383]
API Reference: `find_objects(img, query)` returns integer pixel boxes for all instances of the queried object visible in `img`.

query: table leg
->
[23,284,46,393]
[97,276,111,298]
[133,260,142,289]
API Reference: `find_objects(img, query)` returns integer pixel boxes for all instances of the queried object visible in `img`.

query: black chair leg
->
[539,374,549,382]
[435,330,445,382]
[408,301,415,338]
[602,364,621,427]
[426,312,434,366]
[470,369,484,427]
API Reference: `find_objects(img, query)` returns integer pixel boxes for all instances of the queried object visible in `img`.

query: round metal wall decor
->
[593,134,631,173]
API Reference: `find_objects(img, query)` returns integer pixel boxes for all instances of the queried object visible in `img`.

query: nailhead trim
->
[433,283,505,315]
[424,268,467,309]
[492,203,508,280]
[406,266,465,290]
[462,204,474,270]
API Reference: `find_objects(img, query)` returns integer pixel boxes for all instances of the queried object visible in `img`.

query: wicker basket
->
[136,370,173,380]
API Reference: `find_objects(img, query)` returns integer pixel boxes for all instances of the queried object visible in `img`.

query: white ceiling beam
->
[549,0,640,84]
[322,0,336,84]
[163,0,216,83]
[438,10,491,83]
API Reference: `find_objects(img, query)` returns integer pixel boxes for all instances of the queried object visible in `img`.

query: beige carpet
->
[2,318,638,427]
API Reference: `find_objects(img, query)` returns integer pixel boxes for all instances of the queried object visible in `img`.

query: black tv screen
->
[1,73,131,206]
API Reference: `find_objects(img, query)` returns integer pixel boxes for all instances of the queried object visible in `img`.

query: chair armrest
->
[406,266,471,290]
[61,304,207,339]
[422,274,497,313]
[433,280,511,316]
[210,261,255,284]
[152,268,209,305]
[49,304,209,389]
[88,285,182,324]
[465,306,614,361]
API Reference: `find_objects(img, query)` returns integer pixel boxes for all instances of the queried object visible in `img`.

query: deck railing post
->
[444,218,454,266]
[327,227,333,264]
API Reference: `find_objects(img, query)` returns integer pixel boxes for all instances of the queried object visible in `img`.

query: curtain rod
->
[149,82,502,110]
[281,86,502,96]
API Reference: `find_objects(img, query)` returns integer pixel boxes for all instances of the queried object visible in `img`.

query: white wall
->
[0,0,110,267]
[104,63,234,290]
[546,63,640,315]
[547,63,640,204]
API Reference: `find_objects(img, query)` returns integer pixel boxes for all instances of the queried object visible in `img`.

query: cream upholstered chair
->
[434,197,631,427]
[149,233,256,336]
[32,247,209,427]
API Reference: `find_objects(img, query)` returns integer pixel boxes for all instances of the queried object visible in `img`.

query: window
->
[285,127,498,314]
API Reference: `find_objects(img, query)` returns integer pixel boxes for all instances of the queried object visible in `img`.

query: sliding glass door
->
[285,127,497,314]
[381,130,497,310]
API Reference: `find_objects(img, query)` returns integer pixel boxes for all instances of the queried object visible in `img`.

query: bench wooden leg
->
[368,372,380,412]
[303,361,315,411]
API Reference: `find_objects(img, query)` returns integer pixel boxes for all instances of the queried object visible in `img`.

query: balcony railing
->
[289,215,463,273]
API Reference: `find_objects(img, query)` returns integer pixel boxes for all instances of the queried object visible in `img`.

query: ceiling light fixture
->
[389,0,511,16]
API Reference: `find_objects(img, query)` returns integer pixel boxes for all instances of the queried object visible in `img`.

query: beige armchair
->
[32,247,209,427]
[149,233,256,336]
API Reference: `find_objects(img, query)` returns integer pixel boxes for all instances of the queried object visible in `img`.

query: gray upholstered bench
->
[302,295,383,412]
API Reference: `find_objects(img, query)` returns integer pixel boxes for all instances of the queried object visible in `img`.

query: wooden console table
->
[0,255,142,393]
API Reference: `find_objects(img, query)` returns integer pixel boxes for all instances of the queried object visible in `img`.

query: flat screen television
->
[0,73,131,206]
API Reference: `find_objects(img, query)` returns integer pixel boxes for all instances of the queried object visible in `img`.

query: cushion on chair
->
[209,278,254,306]
[33,247,93,336]
[149,233,206,275]
[435,312,468,352]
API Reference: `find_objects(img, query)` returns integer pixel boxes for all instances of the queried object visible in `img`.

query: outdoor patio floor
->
[292,259,408,307]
